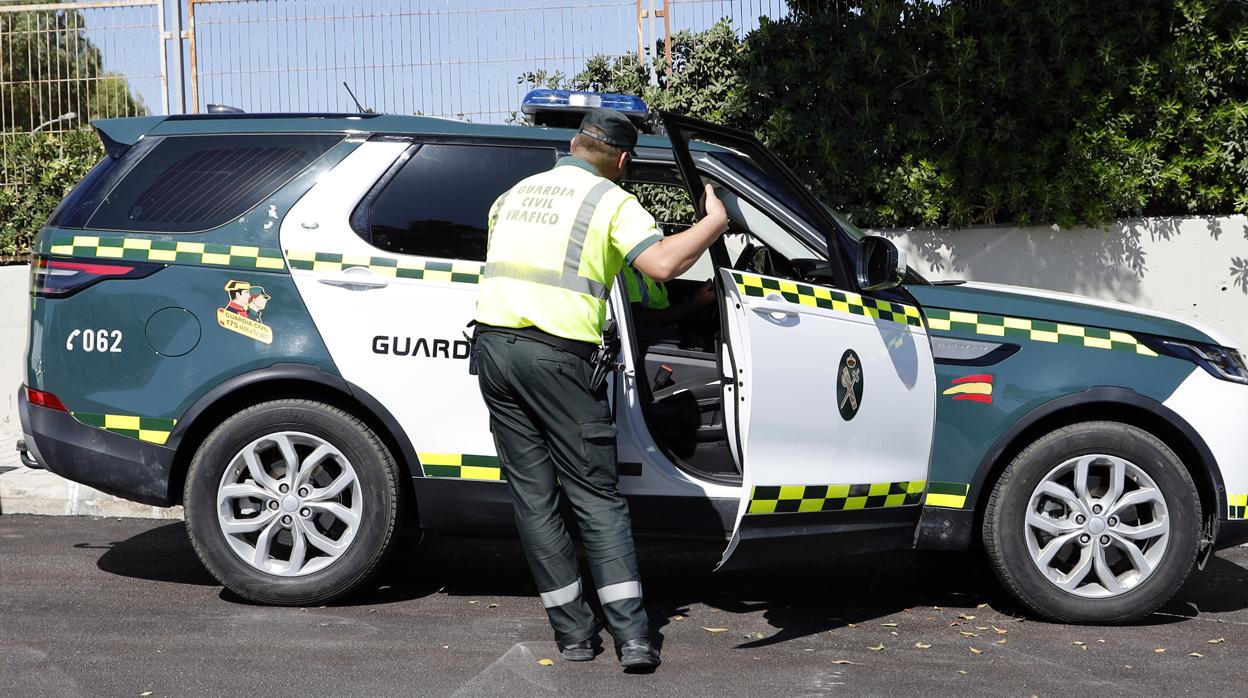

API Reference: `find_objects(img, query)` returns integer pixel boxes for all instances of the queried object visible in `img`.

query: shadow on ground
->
[94,522,1248,648]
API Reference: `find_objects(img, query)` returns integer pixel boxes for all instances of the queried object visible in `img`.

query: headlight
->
[1150,338,1248,385]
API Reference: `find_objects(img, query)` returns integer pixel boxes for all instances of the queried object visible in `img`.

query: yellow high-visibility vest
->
[475,157,662,344]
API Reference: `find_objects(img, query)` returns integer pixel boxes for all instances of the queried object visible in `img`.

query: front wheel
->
[983,421,1200,623]
[184,399,401,605]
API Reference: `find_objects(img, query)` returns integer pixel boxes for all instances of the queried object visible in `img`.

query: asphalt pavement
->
[1,515,1246,697]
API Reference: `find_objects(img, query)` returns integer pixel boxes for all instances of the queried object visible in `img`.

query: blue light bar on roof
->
[520,89,649,123]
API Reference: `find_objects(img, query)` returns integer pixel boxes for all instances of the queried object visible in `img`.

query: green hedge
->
[526,0,1248,229]
[0,129,104,257]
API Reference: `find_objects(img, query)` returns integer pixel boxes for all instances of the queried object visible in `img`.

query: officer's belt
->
[475,323,597,362]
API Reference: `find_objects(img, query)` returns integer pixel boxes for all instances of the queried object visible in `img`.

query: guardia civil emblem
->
[836,349,863,421]
[216,280,274,345]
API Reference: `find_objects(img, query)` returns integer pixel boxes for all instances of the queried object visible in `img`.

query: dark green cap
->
[578,107,639,154]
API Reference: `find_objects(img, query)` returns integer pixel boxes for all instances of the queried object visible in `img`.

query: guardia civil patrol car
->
[19,91,1248,624]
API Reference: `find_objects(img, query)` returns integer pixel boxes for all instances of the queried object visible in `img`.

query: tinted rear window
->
[358,143,555,261]
[80,134,341,233]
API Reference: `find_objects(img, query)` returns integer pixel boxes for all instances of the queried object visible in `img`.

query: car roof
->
[95,112,700,152]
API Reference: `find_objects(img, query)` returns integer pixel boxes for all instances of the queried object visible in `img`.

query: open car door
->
[660,112,937,569]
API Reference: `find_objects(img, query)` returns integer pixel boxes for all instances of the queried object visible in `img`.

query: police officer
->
[474,108,728,671]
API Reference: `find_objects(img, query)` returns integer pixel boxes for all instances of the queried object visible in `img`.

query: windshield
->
[712,151,929,285]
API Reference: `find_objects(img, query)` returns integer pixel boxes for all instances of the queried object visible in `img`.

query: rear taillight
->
[26,386,68,412]
[32,256,163,297]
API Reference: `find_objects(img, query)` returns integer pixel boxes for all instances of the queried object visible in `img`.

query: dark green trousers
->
[475,330,649,645]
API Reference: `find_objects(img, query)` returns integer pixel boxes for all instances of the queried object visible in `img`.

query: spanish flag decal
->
[943,374,993,403]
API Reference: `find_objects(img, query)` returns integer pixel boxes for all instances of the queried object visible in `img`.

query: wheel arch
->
[164,364,420,510]
[967,387,1224,546]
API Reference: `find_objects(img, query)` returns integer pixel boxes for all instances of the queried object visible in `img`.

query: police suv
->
[20,91,1248,623]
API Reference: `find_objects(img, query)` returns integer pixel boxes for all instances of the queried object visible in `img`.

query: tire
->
[184,399,401,605]
[983,421,1200,623]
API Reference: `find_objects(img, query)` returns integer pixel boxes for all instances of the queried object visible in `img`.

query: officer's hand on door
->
[700,184,728,227]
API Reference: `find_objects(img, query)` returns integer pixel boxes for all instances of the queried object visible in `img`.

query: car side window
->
[84,134,343,233]
[357,143,555,261]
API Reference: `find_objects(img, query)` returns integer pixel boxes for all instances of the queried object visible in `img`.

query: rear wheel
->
[983,421,1200,623]
[184,399,401,605]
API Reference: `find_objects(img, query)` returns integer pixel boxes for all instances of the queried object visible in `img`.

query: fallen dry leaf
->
[1154,648,1166,654]
[702,627,728,634]
[881,622,898,628]
[957,670,968,675]
[976,603,988,609]
[1072,641,1086,646]
[959,614,976,620]
[537,658,554,666]
[1124,664,1133,669]
[969,647,983,655]
[869,643,885,651]
[847,623,858,628]
[754,632,764,639]
[996,639,1007,645]
[915,642,932,649]
[673,615,686,622]
[1208,638,1225,644]
[487,603,499,609]
[830,659,858,665]
[1189,652,1204,658]
[992,626,1009,635]
[960,631,979,638]
[141,693,153,697]
[975,626,990,631]
[468,600,478,604]
[803,648,814,652]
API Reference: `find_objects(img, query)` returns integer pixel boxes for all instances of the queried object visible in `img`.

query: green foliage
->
[0,130,104,256]
[520,2,1248,229]
[742,0,1248,228]
[0,10,147,131]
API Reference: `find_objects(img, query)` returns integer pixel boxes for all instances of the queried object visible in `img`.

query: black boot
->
[617,638,660,672]
[558,637,597,662]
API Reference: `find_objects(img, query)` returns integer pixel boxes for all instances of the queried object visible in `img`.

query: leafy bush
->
[743,0,1248,228]
[521,1,1248,229]
[0,129,104,257]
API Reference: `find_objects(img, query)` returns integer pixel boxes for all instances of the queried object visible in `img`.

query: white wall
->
[0,265,29,428]
[880,215,1248,350]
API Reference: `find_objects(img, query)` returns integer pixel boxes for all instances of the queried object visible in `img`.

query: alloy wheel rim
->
[1023,454,1170,598]
[216,431,362,577]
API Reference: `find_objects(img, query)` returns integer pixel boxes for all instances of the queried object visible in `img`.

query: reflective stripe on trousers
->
[483,179,616,299]
[540,578,583,608]
[597,580,642,605]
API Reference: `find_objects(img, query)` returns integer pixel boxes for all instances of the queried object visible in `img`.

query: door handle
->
[751,294,797,320]
[316,266,389,290]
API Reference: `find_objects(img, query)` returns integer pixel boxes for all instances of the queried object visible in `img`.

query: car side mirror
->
[857,236,906,291]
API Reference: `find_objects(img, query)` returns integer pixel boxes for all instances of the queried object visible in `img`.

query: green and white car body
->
[18,106,1248,621]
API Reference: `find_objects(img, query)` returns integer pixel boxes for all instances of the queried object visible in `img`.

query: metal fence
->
[0,0,790,188]
[0,0,167,186]
[186,0,789,122]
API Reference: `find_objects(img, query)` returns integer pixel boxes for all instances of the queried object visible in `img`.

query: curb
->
[0,466,183,519]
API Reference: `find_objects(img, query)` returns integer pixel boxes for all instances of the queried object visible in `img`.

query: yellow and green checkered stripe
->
[747,480,926,514]
[71,412,177,445]
[924,481,971,509]
[418,452,504,481]
[50,235,285,270]
[732,272,923,328]
[924,308,1158,357]
[286,251,484,285]
[1229,493,1248,520]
